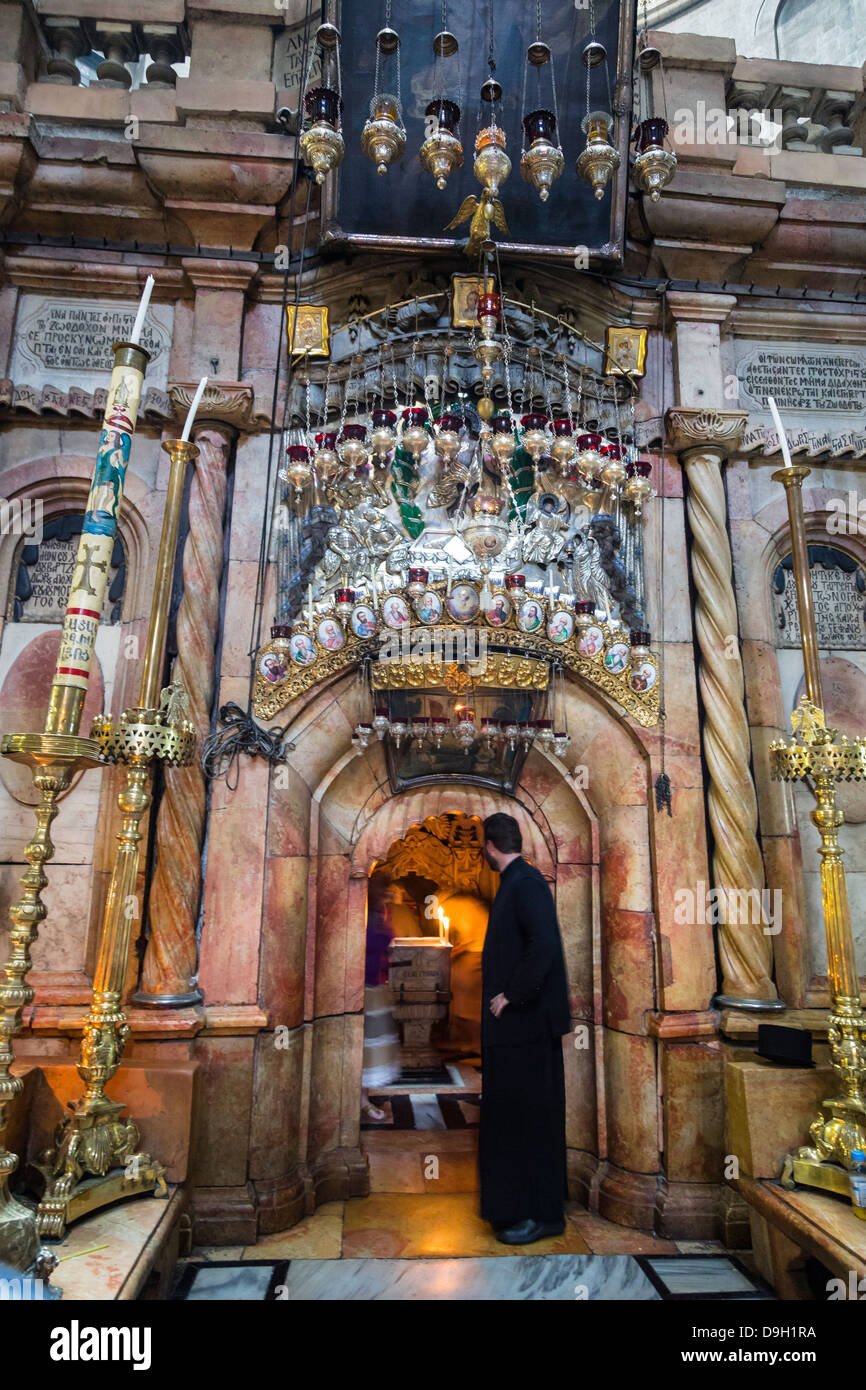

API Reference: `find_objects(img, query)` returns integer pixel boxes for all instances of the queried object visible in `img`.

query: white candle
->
[766,396,793,468]
[306,583,315,627]
[370,563,377,607]
[181,376,208,442]
[129,274,155,346]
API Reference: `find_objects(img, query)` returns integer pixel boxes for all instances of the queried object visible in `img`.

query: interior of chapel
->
[0,0,864,1310]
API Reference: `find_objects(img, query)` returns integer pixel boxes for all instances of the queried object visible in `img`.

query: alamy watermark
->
[673,101,784,154]
[673,881,782,934]
[0,497,42,541]
[378,626,488,674]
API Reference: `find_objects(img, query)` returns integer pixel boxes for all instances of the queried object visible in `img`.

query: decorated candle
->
[45,319,152,735]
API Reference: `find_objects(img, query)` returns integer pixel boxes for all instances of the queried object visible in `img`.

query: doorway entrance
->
[360,813,497,1181]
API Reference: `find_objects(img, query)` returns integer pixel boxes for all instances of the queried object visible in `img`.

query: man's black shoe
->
[494,1218,565,1245]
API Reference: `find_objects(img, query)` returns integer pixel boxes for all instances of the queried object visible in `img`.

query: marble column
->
[665,293,780,1007]
[136,421,233,1004]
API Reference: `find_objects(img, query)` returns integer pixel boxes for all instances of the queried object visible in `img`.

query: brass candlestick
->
[34,440,197,1239]
[0,340,151,1276]
[770,463,866,1211]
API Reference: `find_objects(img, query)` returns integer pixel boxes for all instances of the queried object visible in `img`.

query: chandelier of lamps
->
[296,0,676,212]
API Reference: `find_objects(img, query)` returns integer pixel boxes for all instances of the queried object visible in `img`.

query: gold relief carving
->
[665,406,749,458]
[251,619,660,727]
[372,652,549,692]
[375,811,496,899]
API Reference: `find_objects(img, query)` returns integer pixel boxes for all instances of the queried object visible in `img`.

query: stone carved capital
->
[169,381,253,435]
[666,407,749,460]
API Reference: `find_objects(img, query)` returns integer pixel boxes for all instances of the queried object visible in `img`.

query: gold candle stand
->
[33,440,198,1239]
[770,464,866,1211]
[0,340,151,1275]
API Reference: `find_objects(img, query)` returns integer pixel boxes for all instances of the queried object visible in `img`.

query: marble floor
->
[172,1196,777,1301]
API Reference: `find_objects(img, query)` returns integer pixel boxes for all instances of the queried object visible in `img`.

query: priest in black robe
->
[479,812,571,1244]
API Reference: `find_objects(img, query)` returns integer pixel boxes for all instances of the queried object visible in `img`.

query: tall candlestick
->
[306,584,315,628]
[181,376,208,442]
[129,275,155,347]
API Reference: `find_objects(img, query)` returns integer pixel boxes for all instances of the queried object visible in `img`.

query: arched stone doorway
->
[195,662,718,1242]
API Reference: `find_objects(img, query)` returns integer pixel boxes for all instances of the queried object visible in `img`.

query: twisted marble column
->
[667,407,779,1004]
[137,425,231,1004]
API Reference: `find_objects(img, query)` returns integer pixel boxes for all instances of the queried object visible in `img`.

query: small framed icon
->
[629,660,657,693]
[447,583,480,623]
[289,631,317,666]
[259,650,289,684]
[604,641,631,674]
[517,597,545,633]
[547,609,574,644]
[604,326,647,378]
[350,604,378,638]
[317,616,344,651]
[577,625,604,658]
[286,304,330,360]
[382,594,411,629]
[450,274,496,329]
[415,590,443,625]
[484,592,512,628]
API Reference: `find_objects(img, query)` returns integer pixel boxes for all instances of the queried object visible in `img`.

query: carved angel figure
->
[572,529,613,620]
[321,497,403,579]
[522,492,570,566]
[445,195,510,260]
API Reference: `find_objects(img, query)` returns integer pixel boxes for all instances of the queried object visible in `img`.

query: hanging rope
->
[655,284,672,816]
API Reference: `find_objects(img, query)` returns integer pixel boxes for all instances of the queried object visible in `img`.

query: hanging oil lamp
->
[520,412,550,463]
[474,289,503,400]
[575,40,619,200]
[401,406,430,462]
[373,705,391,740]
[313,430,339,481]
[361,7,406,177]
[298,22,344,185]
[629,628,651,663]
[474,91,511,199]
[490,414,516,466]
[599,441,627,490]
[632,117,677,202]
[420,6,463,190]
[576,431,605,479]
[435,411,463,460]
[462,489,509,569]
[338,423,369,473]
[370,407,397,463]
[518,10,564,203]
[420,98,464,190]
[280,443,313,496]
[550,417,575,473]
[624,459,655,515]
[631,17,676,202]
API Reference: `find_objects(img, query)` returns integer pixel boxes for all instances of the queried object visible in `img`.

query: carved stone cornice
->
[666,406,749,459]
[169,381,253,434]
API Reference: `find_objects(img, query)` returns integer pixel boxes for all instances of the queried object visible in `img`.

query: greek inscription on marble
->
[737,343,866,416]
[775,553,866,649]
[14,534,118,624]
[11,295,173,393]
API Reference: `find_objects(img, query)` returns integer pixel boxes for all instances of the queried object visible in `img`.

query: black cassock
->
[479,856,571,1228]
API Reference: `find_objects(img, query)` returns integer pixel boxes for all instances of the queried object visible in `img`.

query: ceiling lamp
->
[419,2,463,190]
[519,3,564,202]
[575,35,619,200]
[361,3,406,177]
[298,19,344,185]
